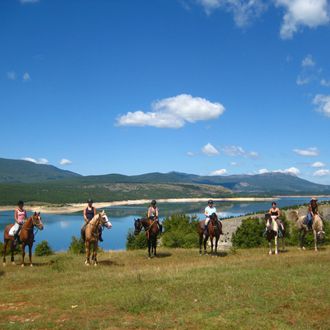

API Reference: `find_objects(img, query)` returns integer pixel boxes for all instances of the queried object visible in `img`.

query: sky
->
[0,0,330,183]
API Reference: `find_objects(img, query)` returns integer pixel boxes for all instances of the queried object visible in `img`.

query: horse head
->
[134,218,142,235]
[265,213,273,231]
[99,210,112,229]
[210,213,218,225]
[32,212,44,230]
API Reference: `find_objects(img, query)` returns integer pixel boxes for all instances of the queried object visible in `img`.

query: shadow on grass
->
[97,260,124,267]
[0,271,5,277]
[155,252,172,258]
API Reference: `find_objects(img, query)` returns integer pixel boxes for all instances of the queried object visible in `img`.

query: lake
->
[0,197,329,251]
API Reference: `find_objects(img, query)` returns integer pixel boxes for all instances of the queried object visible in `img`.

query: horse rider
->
[8,200,27,243]
[204,200,218,234]
[147,200,162,233]
[81,199,103,242]
[306,197,319,230]
[268,201,284,233]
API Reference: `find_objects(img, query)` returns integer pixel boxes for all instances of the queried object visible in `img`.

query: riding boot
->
[14,233,21,244]
[204,225,208,235]
[159,224,163,233]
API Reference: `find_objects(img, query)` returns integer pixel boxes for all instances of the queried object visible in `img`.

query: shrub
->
[162,214,199,248]
[34,240,54,256]
[126,230,148,250]
[232,217,265,248]
[68,236,85,254]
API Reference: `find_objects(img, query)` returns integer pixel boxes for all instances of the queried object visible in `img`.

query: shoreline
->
[0,195,329,214]
[0,197,275,214]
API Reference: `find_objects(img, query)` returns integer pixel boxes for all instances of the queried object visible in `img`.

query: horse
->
[197,213,222,255]
[3,212,44,267]
[265,213,285,255]
[290,210,325,251]
[84,210,112,266]
[134,217,159,258]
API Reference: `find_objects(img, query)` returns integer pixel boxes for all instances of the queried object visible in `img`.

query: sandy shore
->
[0,197,276,214]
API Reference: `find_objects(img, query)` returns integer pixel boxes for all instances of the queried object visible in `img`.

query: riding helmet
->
[151,199,157,205]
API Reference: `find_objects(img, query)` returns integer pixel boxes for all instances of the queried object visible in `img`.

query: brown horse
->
[134,217,159,258]
[197,213,222,255]
[85,210,112,266]
[3,212,44,267]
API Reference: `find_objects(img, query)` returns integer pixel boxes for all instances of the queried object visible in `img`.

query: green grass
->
[0,247,330,329]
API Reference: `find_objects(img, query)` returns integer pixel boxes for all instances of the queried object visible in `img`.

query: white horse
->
[265,214,279,255]
[289,211,325,252]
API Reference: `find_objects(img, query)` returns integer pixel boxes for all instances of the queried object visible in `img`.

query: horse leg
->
[3,240,8,266]
[215,236,219,255]
[10,241,15,265]
[21,243,25,267]
[203,236,207,255]
[275,235,278,255]
[85,241,90,265]
[148,239,151,258]
[314,230,318,252]
[153,237,157,257]
[268,239,272,255]
[29,244,33,267]
[210,236,214,255]
[300,231,306,250]
[93,242,98,266]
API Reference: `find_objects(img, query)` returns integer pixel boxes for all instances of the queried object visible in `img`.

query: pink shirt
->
[16,208,27,224]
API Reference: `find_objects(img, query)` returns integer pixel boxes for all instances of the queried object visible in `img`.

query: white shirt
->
[205,206,217,218]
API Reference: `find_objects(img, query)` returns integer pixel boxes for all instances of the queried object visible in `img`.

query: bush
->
[232,217,265,248]
[126,230,148,250]
[34,240,54,256]
[162,214,199,248]
[68,236,85,254]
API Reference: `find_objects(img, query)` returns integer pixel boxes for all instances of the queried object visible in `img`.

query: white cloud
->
[313,94,330,117]
[202,143,219,156]
[293,147,319,156]
[257,167,300,176]
[7,71,16,80]
[301,54,315,67]
[187,151,195,157]
[276,0,330,39]
[210,168,227,176]
[230,161,238,166]
[313,169,330,176]
[117,94,225,128]
[20,0,39,4]
[222,145,258,158]
[311,161,325,167]
[320,79,330,87]
[22,72,31,81]
[22,157,49,165]
[60,158,72,165]
[197,0,266,26]
[296,75,310,85]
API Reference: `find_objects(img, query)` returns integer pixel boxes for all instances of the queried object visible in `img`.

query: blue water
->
[0,197,328,251]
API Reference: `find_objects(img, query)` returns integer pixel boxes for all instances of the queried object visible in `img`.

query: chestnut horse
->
[197,213,222,255]
[134,218,159,258]
[85,210,112,266]
[3,212,44,267]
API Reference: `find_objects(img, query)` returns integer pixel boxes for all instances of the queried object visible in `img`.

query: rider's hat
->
[87,198,93,204]
[151,199,157,205]
[208,199,214,204]
[311,197,318,202]
[17,200,24,205]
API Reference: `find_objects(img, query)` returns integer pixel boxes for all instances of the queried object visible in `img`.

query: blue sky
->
[1,0,330,183]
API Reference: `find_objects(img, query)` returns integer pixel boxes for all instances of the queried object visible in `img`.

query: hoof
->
[269,251,272,255]
[11,262,16,266]
[3,263,6,267]
[302,247,306,251]
[30,264,33,267]
[275,251,278,255]
[85,263,90,266]
[21,264,25,267]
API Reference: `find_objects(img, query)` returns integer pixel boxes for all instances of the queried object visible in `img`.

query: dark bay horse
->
[84,210,112,266]
[134,218,159,258]
[3,212,44,267]
[197,213,222,255]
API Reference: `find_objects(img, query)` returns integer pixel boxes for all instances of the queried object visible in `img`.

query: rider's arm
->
[83,209,88,223]
[147,207,152,218]
[204,207,209,217]
[277,208,281,217]
[14,209,18,223]
[155,207,159,218]
[93,207,97,217]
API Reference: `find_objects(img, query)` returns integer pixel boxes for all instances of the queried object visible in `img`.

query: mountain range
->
[0,158,329,204]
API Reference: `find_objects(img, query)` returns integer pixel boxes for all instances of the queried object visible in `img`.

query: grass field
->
[0,247,329,330]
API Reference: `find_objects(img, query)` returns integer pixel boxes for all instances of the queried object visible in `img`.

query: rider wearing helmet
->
[204,200,217,233]
[306,197,318,230]
[81,198,103,242]
[9,200,27,242]
[147,200,162,233]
